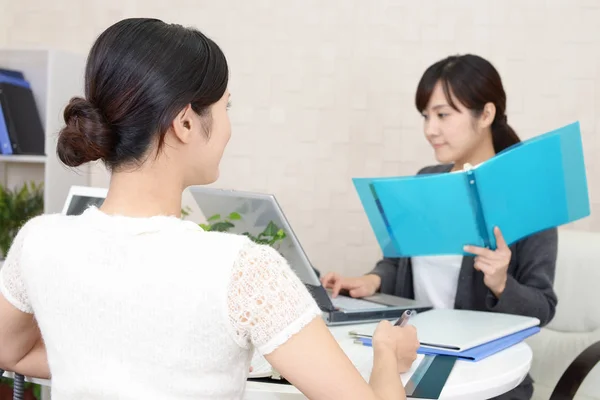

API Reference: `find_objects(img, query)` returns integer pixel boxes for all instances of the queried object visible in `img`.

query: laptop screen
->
[65,195,105,216]
[189,188,321,286]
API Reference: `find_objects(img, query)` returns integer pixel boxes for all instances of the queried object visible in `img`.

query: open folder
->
[350,309,541,362]
[353,121,590,257]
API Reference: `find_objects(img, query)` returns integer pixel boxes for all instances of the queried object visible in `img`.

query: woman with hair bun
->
[0,18,419,400]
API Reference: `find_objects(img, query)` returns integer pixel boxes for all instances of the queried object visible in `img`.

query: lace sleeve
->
[0,220,34,313]
[227,241,322,355]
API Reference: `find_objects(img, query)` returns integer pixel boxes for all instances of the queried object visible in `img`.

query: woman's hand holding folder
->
[464,226,511,298]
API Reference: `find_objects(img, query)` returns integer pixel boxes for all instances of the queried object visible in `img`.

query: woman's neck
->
[100,168,184,218]
[451,139,496,171]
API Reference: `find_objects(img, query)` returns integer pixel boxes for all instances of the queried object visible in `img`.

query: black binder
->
[0,79,45,155]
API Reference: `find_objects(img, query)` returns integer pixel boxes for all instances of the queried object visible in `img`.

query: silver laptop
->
[61,186,108,215]
[189,186,432,326]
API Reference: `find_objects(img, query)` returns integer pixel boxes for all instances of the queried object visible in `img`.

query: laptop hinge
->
[305,284,335,312]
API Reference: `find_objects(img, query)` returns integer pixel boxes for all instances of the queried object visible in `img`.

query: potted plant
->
[199,211,287,249]
[0,181,44,260]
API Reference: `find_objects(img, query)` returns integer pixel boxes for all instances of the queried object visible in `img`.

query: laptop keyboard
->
[331,295,388,310]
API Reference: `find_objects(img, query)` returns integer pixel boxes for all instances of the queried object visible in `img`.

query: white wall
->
[1,0,598,276]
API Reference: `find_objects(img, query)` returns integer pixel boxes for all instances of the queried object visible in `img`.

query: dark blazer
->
[368,164,559,400]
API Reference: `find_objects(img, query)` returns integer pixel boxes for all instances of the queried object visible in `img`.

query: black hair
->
[57,18,229,170]
[415,54,520,153]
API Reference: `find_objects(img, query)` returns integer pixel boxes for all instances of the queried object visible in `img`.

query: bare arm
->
[369,346,405,399]
[0,219,49,378]
[11,338,49,379]
[229,242,418,400]
[265,317,405,400]
[0,294,49,378]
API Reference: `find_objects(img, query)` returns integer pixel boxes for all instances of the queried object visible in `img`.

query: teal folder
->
[354,121,590,257]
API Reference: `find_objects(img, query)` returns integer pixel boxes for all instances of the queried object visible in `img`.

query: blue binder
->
[0,99,12,155]
[354,121,590,257]
[0,68,25,80]
[355,326,540,362]
[0,72,31,155]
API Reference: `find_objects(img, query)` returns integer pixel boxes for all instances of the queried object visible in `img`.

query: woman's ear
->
[479,102,496,130]
[171,104,195,144]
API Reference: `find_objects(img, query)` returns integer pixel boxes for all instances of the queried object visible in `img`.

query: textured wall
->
[1,0,598,276]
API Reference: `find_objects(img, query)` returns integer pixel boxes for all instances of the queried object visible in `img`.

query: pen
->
[348,332,372,339]
[350,310,416,347]
[394,309,415,327]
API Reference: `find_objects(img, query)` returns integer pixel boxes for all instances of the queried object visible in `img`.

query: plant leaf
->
[228,212,242,220]
[207,214,221,222]
[210,221,235,232]
[0,181,44,258]
[262,221,280,237]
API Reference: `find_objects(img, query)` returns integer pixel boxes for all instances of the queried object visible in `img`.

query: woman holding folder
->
[322,54,558,400]
[0,18,420,400]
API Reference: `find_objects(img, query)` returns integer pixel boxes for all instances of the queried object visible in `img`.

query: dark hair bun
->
[56,97,114,167]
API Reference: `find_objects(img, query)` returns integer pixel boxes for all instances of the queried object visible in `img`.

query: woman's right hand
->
[320,272,381,298]
[372,320,419,373]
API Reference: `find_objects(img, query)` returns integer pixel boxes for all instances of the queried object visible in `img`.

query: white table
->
[2,322,531,400]
[244,322,532,400]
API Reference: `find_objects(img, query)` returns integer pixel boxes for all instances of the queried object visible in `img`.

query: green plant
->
[200,211,241,232]
[180,206,192,219]
[0,182,44,259]
[199,212,287,248]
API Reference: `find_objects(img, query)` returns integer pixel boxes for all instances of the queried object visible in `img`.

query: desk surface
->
[245,322,532,400]
[4,322,531,400]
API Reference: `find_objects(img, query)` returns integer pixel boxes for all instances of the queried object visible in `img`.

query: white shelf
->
[0,49,90,213]
[0,154,46,164]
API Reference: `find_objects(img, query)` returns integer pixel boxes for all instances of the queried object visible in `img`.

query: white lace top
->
[0,207,321,399]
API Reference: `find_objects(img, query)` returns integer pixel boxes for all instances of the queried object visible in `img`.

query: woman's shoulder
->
[179,227,287,267]
[176,221,254,255]
[4,213,67,256]
[514,227,558,251]
[16,213,64,236]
